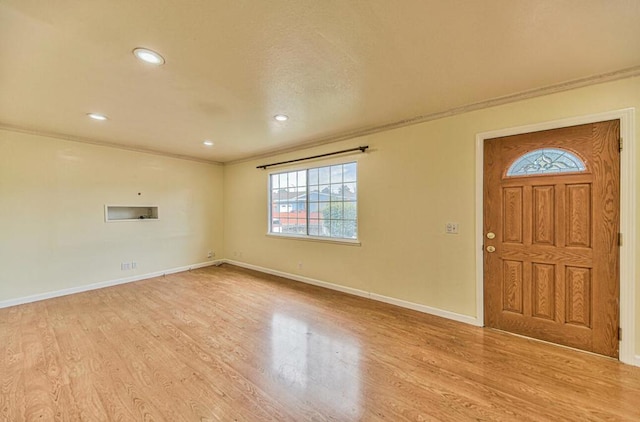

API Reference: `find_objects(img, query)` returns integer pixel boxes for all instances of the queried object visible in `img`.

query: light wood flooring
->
[1,264,639,421]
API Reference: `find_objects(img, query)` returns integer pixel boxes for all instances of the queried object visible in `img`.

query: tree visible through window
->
[269,162,358,240]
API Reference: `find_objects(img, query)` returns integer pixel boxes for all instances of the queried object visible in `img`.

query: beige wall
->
[0,129,224,302]
[1,77,637,357]
[223,76,640,355]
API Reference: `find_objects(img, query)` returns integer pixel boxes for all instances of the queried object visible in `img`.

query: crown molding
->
[226,66,640,165]
[3,66,639,167]
[0,124,223,166]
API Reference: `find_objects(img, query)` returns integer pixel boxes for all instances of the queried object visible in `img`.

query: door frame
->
[475,108,636,365]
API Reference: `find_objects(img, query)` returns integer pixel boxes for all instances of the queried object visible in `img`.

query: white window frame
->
[267,161,360,245]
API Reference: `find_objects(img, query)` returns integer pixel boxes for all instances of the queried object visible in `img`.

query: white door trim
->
[475,108,636,365]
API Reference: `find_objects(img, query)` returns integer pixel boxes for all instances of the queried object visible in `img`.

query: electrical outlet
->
[445,223,459,234]
[131,261,137,269]
[298,261,303,269]
[121,262,130,270]
[207,251,213,259]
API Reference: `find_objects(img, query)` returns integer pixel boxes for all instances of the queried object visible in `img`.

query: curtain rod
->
[256,146,369,170]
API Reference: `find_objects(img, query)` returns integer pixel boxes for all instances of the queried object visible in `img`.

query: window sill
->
[266,233,361,246]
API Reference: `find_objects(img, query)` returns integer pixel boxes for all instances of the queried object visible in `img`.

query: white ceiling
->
[1,1,639,163]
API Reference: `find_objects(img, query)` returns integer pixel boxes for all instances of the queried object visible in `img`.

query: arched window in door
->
[506,148,586,176]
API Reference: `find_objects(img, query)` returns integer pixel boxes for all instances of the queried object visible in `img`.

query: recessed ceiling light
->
[133,48,165,65]
[203,140,214,146]
[274,114,289,121]
[87,113,108,121]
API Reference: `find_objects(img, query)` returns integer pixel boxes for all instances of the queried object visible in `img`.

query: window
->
[506,148,586,176]
[269,162,358,240]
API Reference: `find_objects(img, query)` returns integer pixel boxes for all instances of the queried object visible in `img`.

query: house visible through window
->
[269,162,357,240]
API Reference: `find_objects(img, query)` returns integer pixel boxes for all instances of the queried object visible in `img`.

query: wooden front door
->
[483,120,620,357]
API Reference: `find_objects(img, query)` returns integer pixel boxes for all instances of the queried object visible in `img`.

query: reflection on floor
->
[1,263,639,421]
[271,313,360,416]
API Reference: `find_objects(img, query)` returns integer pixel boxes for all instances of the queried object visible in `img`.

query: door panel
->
[532,186,554,245]
[484,120,620,357]
[503,260,523,313]
[532,262,555,320]
[566,184,591,247]
[503,188,523,242]
[565,266,591,327]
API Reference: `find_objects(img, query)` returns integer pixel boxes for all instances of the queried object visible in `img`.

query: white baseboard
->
[224,259,481,327]
[368,292,482,326]
[0,260,222,309]
[226,260,640,365]
[3,258,636,366]
[224,259,371,298]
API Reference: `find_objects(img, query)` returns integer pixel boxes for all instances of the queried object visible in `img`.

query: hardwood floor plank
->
[47,299,120,422]
[72,287,218,422]
[1,264,640,421]
[0,306,24,422]
[20,303,57,421]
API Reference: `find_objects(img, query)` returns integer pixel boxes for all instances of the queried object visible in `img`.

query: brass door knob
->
[486,232,496,239]
[486,246,496,253]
